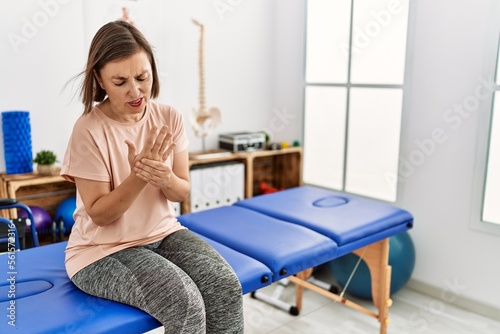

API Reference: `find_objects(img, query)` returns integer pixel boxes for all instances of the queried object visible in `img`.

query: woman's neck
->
[98,99,147,124]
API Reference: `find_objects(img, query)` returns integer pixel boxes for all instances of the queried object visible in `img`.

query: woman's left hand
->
[127,125,177,188]
[133,157,175,188]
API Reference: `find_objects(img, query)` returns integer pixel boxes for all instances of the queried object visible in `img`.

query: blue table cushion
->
[0,242,161,334]
[178,206,338,281]
[192,232,273,294]
[235,186,414,251]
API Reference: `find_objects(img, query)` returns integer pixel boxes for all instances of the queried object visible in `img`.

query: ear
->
[93,69,104,89]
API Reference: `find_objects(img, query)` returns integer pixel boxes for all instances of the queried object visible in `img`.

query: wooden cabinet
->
[181,147,302,214]
[0,170,76,219]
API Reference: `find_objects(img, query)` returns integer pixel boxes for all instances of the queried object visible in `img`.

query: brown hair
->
[80,21,160,114]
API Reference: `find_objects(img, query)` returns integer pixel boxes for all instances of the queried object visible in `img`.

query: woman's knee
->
[205,264,243,312]
[221,266,243,297]
[204,266,244,333]
[161,281,206,333]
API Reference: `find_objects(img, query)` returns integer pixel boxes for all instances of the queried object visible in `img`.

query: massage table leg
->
[353,238,392,334]
[294,268,313,311]
[251,280,299,315]
[250,273,339,316]
[287,238,392,334]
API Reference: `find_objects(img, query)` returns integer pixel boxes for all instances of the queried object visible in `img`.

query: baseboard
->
[406,278,500,321]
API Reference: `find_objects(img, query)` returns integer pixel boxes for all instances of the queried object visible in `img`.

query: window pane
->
[496,41,500,85]
[345,88,403,201]
[350,0,409,85]
[303,86,347,189]
[305,0,351,83]
[483,92,500,224]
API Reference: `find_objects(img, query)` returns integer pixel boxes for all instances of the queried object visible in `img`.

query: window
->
[483,98,500,224]
[481,44,500,225]
[303,0,410,202]
[470,2,500,234]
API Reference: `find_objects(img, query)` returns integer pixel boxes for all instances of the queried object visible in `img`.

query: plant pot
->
[37,164,55,176]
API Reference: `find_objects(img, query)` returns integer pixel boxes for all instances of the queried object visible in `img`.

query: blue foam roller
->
[2,111,33,174]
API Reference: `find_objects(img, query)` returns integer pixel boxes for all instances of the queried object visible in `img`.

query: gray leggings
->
[71,229,244,334]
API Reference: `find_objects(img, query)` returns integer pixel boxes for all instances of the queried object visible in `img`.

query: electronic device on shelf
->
[219,132,266,152]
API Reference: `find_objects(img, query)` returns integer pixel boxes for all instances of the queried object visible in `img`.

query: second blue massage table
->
[0,186,413,334]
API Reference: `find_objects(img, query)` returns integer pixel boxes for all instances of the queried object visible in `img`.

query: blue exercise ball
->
[329,232,416,299]
[55,197,76,232]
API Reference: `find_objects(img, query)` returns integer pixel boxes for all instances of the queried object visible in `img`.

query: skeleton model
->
[118,6,134,25]
[190,19,221,151]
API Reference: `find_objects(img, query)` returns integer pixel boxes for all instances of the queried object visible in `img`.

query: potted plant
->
[33,150,58,176]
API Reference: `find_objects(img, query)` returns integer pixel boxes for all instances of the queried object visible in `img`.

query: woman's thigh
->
[71,246,206,334]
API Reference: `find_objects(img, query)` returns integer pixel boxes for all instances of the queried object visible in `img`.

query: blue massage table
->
[0,186,413,334]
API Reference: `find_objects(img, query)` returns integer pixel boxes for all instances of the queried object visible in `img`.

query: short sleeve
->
[60,116,111,183]
[169,106,189,154]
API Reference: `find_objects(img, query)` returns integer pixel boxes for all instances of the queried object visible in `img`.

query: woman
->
[61,21,243,333]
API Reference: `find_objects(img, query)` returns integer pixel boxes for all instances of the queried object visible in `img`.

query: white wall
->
[273,0,306,145]
[0,0,302,165]
[1,0,499,318]
[0,0,85,168]
[399,0,500,315]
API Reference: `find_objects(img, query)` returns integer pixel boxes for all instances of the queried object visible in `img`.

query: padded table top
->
[235,186,414,255]
[178,206,338,281]
[193,232,273,293]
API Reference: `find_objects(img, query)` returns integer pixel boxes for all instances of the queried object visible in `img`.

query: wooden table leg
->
[288,238,392,334]
[295,268,314,311]
[353,238,392,334]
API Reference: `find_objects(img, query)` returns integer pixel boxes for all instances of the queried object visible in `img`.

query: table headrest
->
[313,196,348,208]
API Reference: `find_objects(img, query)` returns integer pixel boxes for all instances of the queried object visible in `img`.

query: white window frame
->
[302,0,413,203]
[470,1,500,235]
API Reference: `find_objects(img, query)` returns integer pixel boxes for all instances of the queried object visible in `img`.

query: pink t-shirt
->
[61,101,189,278]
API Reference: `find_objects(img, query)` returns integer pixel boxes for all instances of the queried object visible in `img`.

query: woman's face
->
[96,51,153,122]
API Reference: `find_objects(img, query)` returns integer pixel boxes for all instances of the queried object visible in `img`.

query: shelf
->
[0,171,76,219]
[181,147,302,214]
